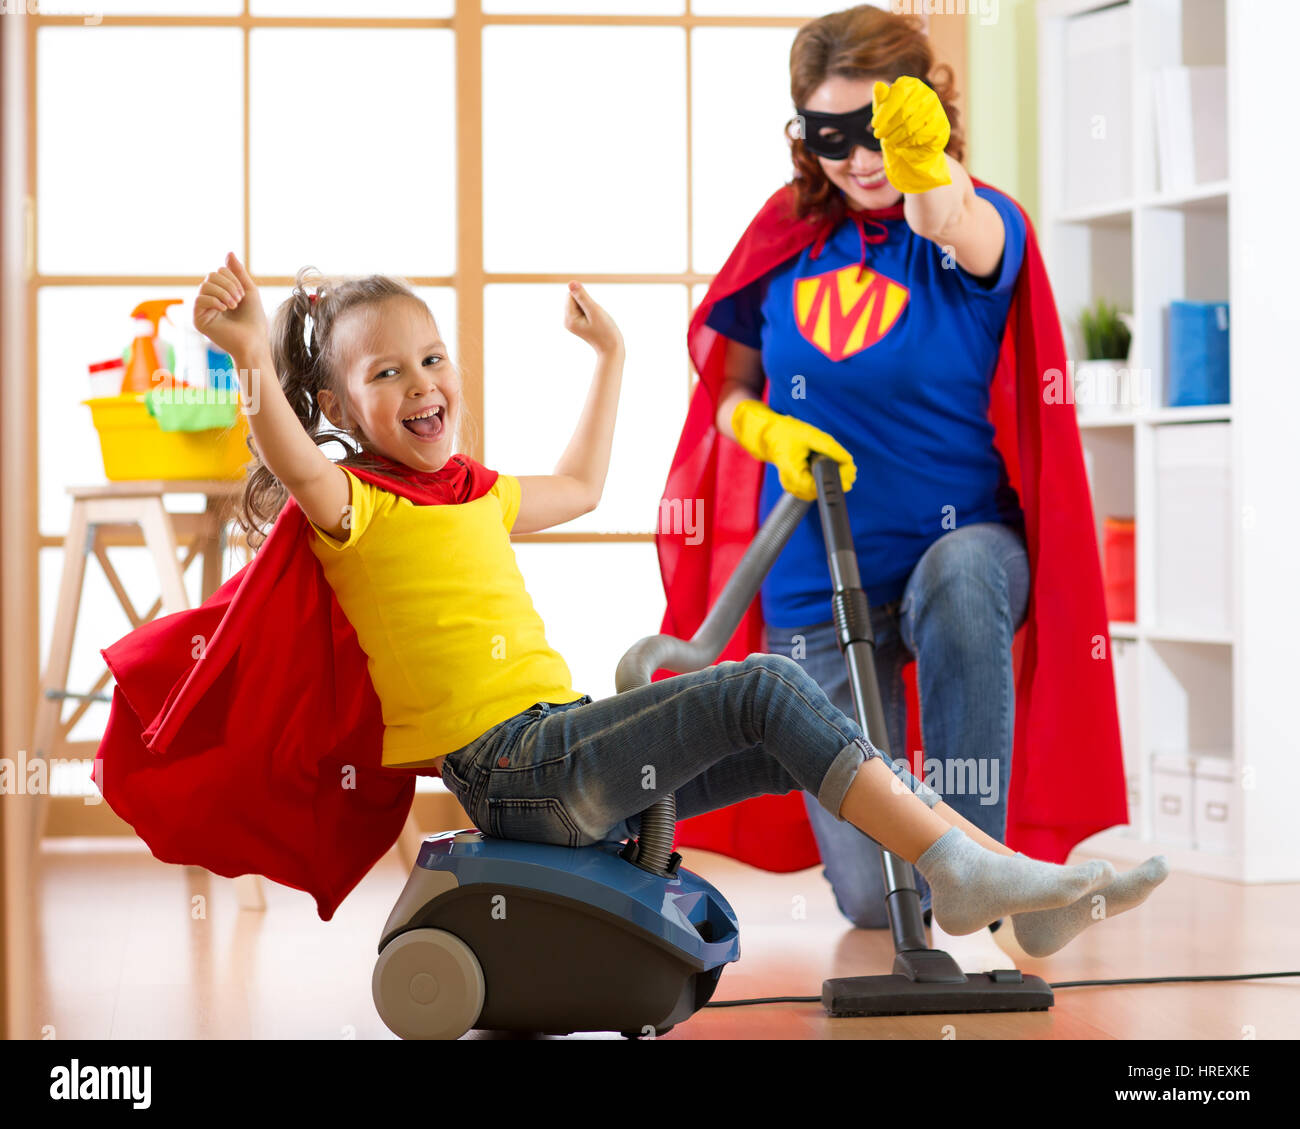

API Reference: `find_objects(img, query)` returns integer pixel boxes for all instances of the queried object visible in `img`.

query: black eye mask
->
[795,78,934,160]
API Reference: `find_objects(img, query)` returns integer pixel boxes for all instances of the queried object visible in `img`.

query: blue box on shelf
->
[1167,300,1230,407]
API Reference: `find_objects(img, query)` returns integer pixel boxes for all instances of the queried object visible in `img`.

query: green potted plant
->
[1075,299,1136,417]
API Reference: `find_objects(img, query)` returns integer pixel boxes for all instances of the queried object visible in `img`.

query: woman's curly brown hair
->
[785,5,966,231]
[236,267,476,551]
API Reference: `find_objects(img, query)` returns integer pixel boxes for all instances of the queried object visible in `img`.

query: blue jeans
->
[764,521,1030,928]
[437,654,942,852]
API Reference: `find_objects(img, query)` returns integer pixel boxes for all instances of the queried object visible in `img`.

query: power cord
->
[706,969,1300,1007]
[1048,970,1300,989]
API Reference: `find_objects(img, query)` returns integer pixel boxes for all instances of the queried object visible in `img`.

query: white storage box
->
[1155,423,1232,635]
[1192,757,1238,854]
[1064,4,1133,210]
[1150,754,1194,848]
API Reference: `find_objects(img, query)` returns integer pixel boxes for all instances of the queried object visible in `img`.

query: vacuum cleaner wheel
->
[372,927,486,1040]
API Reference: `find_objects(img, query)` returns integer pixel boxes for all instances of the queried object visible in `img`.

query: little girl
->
[196,251,1167,956]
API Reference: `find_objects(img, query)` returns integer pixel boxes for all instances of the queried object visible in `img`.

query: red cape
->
[92,453,497,921]
[655,180,1127,868]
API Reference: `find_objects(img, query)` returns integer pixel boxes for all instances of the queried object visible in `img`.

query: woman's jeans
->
[765,521,1030,928]
[437,656,942,856]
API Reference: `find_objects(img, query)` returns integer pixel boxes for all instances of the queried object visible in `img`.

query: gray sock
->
[1011,856,1170,957]
[914,828,1118,936]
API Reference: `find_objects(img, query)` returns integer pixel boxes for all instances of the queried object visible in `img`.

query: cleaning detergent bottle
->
[181,322,236,391]
[121,299,183,394]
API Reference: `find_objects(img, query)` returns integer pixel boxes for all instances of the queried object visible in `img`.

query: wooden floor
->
[29,836,1300,1040]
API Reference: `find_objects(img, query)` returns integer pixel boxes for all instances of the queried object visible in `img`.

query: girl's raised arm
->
[195,252,350,538]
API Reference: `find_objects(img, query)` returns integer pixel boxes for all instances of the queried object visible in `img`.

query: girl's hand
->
[871,76,952,195]
[564,282,624,354]
[194,251,270,361]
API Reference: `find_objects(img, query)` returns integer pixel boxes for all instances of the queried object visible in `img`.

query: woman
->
[655,5,1128,964]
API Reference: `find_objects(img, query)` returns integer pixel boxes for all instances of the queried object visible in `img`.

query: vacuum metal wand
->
[809,453,929,956]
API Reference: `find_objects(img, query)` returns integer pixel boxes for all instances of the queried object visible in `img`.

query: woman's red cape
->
[654,180,1127,867]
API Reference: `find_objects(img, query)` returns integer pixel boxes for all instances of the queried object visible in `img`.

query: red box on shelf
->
[1103,516,1136,622]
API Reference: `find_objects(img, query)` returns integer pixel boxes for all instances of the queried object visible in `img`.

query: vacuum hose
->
[615,485,813,875]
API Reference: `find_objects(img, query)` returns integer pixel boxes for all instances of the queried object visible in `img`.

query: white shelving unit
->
[1037,0,1300,882]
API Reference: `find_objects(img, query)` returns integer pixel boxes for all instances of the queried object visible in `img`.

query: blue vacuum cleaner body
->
[373,830,740,1039]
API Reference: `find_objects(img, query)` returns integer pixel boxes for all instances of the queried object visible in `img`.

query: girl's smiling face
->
[320,297,460,473]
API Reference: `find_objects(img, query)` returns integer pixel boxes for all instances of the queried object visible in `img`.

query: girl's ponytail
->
[236,266,329,550]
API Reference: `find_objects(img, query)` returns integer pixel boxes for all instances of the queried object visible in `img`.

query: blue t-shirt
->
[707,185,1027,626]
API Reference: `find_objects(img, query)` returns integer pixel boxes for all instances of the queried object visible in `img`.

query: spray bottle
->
[121,299,182,394]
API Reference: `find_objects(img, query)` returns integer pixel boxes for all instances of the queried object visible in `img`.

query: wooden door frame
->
[1,2,38,1045]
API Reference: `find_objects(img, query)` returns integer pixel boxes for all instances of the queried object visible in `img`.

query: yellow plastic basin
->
[83,392,251,482]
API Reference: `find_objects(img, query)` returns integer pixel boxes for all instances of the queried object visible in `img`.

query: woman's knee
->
[828,874,893,929]
[906,527,1022,631]
[843,899,892,931]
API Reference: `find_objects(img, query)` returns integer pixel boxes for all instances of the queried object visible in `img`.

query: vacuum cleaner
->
[372,453,1050,1039]
[371,833,740,1039]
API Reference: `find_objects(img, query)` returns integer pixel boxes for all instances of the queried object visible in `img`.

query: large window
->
[27,0,868,748]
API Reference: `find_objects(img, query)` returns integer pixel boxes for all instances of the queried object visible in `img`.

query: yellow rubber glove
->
[871,76,952,195]
[731,399,856,502]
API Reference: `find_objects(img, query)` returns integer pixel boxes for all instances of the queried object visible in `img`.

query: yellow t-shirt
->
[306,466,585,768]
